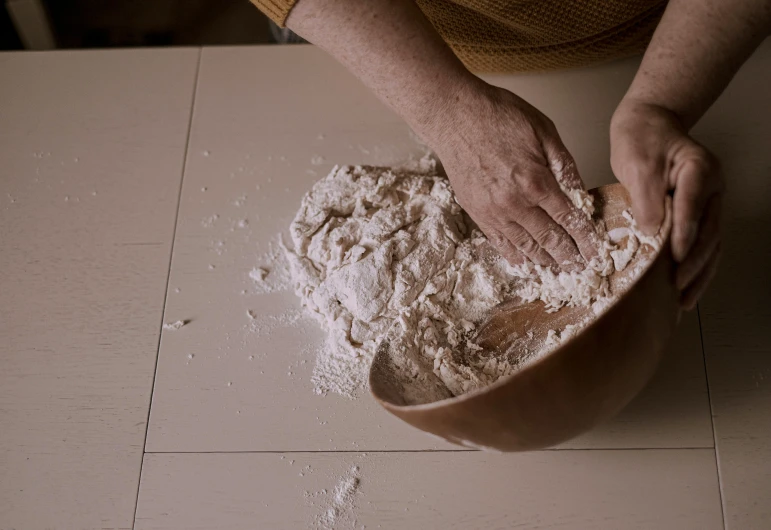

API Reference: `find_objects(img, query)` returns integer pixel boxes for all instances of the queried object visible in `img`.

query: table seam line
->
[141,446,717,454]
[697,303,727,530]
[131,46,203,530]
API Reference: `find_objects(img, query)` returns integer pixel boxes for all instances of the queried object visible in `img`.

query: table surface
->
[1,43,769,530]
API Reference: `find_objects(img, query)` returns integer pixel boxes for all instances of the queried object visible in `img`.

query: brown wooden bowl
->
[369,183,679,452]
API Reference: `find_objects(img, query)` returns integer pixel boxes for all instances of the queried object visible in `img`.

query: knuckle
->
[534,227,567,251]
[509,231,538,255]
[517,174,549,202]
[688,143,712,164]
[492,187,518,207]
[683,144,719,176]
[550,204,578,228]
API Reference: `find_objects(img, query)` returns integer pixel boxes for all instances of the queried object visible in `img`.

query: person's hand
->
[610,101,723,310]
[426,83,605,271]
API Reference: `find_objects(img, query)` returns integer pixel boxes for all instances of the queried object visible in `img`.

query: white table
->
[1,43,769,529]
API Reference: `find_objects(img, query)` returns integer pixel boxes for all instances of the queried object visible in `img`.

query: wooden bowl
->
[369,183,679,452]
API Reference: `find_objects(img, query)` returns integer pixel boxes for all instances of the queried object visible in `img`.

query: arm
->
[287,0,604,270]
[622,0,771,129]
[287,0,473,141]
[611,0,771,308]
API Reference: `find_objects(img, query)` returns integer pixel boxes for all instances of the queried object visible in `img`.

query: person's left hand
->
[610,100,724,310]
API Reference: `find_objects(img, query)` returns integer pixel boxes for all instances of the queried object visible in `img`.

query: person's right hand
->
[287,0,605,271]
[425,83,605,271]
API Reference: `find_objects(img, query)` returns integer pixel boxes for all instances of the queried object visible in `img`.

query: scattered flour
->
[201,214,219,228]
[248,238,293,295]
[249,266,268,282]
[163,320,188,330]
[313,466,361,529]
[283,160,665,404]
[246,307,305,338]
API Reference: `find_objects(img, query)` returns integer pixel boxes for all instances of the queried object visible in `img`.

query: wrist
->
[615,80,696,129]
[406,73,491,147]
[612,98,685,135]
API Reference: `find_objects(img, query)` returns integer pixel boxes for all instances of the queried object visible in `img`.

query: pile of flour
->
[286,160,662,403]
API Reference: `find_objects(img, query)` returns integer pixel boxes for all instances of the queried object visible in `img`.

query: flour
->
[285,160,665,404]
[310,341,370,399]
[163,320,188,330]
[248,238,292,294]
[310,465,361,529]
[201,214,219,228]
[249,266,268,282]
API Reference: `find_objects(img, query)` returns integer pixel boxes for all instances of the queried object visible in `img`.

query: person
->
[251,0,771,310]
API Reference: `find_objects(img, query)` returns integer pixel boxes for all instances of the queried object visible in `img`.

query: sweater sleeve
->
[250,0,299,26]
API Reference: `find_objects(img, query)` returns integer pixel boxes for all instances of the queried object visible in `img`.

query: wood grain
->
[0,49,199,529]
[135,450,723,530]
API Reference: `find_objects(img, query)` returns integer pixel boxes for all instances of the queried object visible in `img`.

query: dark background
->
[2,0,274,50]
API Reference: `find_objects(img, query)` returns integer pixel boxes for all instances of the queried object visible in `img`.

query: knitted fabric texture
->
[250,0,665,72]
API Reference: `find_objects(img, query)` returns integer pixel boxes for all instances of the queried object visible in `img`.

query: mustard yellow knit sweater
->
[252,0,665,72]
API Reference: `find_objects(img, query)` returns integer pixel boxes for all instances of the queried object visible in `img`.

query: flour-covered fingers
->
[514,207,583,270]
[538,186,601,265]
[499,219,557,269]
[539,121,584,192]
[482,225,527,266]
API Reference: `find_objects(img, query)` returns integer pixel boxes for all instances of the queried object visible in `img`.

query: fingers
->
[539,137,602,264]
[676,194,721,290]
[539,186,601,264]
[540,131,584,192]
[497,219,558,269]
[671,151,722,263]
[627,171,668,236]
[612,143,668,236]
[512,207,584,270]
[680,243,721,310]
[482,225,527,267]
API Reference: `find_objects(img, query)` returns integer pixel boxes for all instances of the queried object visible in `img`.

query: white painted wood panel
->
[135,450,723,530]
[0,49,199,530]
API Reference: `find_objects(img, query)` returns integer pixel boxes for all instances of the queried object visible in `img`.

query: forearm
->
[286,0,483,141]
[622,0,771,128]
